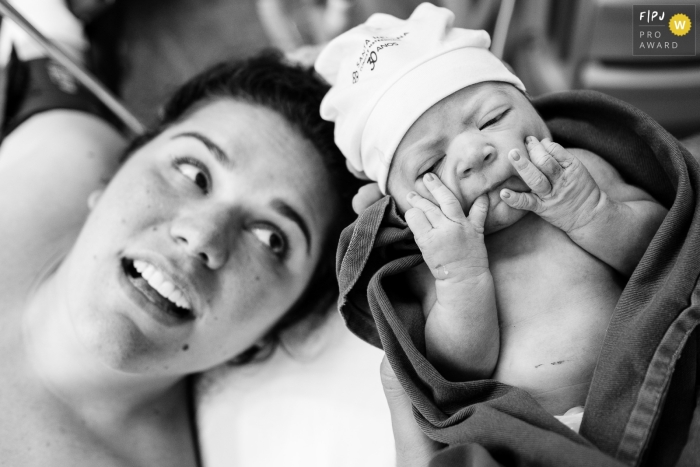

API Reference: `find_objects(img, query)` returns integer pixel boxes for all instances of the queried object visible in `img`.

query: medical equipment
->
[0,0,144,135]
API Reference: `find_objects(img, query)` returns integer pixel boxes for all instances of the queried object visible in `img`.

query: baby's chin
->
[476,176,530,234]
[483,193,529,235]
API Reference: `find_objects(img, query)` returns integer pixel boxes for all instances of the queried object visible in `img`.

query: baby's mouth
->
[488,176,528,198]
[475,176,527,212]
[480,179,509,203]
[122,258,194,322]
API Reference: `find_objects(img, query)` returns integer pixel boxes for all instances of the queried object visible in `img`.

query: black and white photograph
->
[0,0,698,466]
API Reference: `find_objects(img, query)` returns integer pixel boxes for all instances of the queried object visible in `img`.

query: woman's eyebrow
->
[270,199,311,255]
[172,132,233,169]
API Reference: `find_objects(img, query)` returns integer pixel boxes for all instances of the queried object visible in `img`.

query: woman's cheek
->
[222,256,291,315]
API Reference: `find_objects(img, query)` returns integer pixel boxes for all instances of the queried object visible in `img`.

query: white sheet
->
[196,311,394,467]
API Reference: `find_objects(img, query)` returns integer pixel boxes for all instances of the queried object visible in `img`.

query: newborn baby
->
[316,3,667,420]
[387,82,667,417]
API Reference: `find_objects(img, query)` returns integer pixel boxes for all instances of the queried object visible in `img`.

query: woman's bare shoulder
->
[0,111,126,284]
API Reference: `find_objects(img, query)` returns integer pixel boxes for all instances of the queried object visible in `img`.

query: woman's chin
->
[72,305,171,374]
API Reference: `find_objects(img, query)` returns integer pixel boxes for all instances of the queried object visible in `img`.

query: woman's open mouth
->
[122,258,195,322]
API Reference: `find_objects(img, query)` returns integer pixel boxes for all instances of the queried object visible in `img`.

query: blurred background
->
[4,0,700,137]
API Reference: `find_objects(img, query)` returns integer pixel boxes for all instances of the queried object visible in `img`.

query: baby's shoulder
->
[566,147,656,203]
[566,148,620,186]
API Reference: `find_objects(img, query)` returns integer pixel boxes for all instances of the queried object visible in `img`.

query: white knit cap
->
[315,2,525,193]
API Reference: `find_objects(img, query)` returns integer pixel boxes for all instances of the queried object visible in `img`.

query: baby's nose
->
[454,143,496,177]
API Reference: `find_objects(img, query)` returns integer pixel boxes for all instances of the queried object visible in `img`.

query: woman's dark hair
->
[125,50,362,364]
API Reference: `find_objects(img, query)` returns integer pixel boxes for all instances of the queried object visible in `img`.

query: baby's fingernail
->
[501,190,511,199]
[407,191,417,199]
[510,150,521,161]
[526,136,536,145]
[424,173,434,182]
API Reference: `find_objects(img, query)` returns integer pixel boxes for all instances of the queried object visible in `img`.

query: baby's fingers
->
[352,183,382,214]
[407,191,444,226]
[423,173,465,222]
[405,207,433,237]
[508,149,552,195]
[500,189,542,213]
[540,138,576,169]
[468,195,489,234]
[525,137,562,180]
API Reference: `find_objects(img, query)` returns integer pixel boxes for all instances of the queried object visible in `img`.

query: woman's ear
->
[87,188,104,210]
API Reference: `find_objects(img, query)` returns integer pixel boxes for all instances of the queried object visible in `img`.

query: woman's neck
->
[22,265,188,424]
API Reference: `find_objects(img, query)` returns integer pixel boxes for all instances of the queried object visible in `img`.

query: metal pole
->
[0,0,145,135]
[491,0,516,60]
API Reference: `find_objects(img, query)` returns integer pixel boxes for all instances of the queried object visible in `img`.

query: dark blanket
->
[336,90,700,467]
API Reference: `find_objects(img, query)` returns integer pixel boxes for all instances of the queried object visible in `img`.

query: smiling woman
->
[0,52,361,466]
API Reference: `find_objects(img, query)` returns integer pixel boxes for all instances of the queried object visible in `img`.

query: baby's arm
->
[405,174,499,381]
[565,148,666,275]
[501,138,667,276]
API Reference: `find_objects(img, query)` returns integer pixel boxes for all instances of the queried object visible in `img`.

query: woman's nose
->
[169,207,231,270]
[449,134,496,177]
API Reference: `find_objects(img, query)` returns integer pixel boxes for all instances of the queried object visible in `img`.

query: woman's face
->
[60,99,335,374]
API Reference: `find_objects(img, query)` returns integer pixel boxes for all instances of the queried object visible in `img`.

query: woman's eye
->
[175,158,210,193]
[479,109,510,130]
[251,225,288,258]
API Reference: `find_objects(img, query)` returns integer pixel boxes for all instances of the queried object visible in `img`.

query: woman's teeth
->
[132,260,191,310]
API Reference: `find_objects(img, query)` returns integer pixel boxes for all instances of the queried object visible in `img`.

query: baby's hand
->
[406,173,490,283]
[500,137,603,234]
[352,183,382,214]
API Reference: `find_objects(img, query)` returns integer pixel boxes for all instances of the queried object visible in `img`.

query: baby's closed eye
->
[422,156,445,178]
[479,108,511,130]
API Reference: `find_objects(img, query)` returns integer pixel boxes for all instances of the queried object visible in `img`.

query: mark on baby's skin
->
[434,264,449,280]
[550,360,567,366]
[535,364,543,368]
[182,344,189,351]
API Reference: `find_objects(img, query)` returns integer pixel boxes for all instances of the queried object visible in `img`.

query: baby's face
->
[387,82,551,234]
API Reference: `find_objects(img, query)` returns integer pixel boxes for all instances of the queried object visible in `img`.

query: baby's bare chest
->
[486,213,622,326]
[487,214,622,412]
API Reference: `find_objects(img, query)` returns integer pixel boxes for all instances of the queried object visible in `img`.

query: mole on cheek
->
[182,344,189,351]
